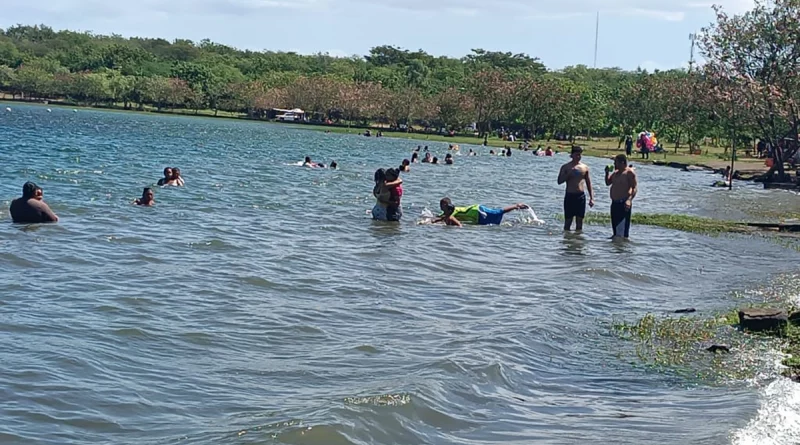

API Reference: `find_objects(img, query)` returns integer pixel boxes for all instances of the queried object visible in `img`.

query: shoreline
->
[0,97,773,180]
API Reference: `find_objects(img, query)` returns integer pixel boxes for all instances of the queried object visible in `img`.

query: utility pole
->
[688,33,697,72]
[593,12,600,68]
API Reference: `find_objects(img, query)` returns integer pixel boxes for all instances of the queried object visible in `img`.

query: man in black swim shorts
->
[557,146,594,231]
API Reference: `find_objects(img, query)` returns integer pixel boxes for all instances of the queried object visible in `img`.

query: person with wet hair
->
[371,168,403,221]
[9,182,59,224]
[134,188,155,206]
[384,168,403,222]
[433,197,527,227]
[157,167,173,186]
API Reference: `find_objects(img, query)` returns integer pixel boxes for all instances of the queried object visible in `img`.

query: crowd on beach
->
[8,141,638,239]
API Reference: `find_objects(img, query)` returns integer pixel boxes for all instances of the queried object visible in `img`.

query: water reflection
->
[560,232,588,256]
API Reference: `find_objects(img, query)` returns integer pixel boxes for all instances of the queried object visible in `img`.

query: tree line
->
[1,0,798,168]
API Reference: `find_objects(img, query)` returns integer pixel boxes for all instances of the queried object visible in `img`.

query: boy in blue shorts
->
[434,198,528,227]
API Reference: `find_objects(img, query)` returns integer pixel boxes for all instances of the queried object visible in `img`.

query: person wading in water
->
[557,146,594,232]
[605,154,638,239]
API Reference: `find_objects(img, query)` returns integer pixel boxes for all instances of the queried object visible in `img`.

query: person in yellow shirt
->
[433,197,528,227]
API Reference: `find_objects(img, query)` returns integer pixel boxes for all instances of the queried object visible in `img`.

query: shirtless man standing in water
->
[605,154,638,239]
[557,146,594,231]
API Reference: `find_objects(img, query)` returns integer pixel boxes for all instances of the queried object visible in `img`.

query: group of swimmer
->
[7,166,188,223]
[132,166,187,207]
[9,143,638,239]
[372,144,638,239]
[407,146,456,165]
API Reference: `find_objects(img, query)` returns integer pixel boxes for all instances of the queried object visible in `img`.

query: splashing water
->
[518,207,545,225]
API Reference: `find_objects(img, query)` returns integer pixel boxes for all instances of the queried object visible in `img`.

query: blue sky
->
[2,0,753,70]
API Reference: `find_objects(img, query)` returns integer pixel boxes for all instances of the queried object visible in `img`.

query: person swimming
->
[303,156,323,168]
[9,182,59,224]
[422,152,433,163]
[445,153,454,165]
[330,161,338,169]
[468,149,477,156]
[431,156,439,164]
[134,187,155,206]
[400,159,411,172]
[433,197,528,227]
[157,167,173,186]
[411,152,420,163]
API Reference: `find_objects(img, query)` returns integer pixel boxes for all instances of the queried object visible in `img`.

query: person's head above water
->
[141,187,154,201]
[304,156,312,164]
[384,168,400,182]
[330,161,338,169]
[172,167,181,177]
[432,157,439,164]
[570,146,583,162]
[163,167,173,178]
[440,197,456,216]
[22,181,42,200]
[614,154,628,170]
[374,168,386,183]
[402,159,410,166]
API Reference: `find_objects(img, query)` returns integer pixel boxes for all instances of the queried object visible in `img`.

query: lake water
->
[2,103,800,445]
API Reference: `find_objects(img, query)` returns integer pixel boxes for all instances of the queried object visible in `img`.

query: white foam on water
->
[732,289,800,445]
[417,208,436,225]
[520,207,545,225]
[732,375,800,445]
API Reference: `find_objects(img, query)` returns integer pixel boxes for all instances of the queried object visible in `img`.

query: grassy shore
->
[560,212,752,235]
[1,96,770,174]
[614,306,800,382]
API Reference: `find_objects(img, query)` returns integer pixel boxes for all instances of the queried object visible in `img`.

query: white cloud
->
[2,0,755,23]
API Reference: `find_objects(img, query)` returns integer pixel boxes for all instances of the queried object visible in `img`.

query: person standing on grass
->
[625,136,633,156]
[557,146,594,232]
[605,154,638,239]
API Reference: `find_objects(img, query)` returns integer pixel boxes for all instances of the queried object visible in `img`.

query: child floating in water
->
[134,188,155,206]
[433,197,528,227]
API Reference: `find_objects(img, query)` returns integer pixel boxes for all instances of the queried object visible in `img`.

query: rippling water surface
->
[3,103,800,445]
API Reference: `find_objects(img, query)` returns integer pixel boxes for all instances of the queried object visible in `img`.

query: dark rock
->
[790,312,800,326]
[706,345,730,354]
[674,308,697,314]
[738,308,788,332]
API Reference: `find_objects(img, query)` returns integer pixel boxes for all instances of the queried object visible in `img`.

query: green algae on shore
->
[612,309,799,383]
[561,212,750,234]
